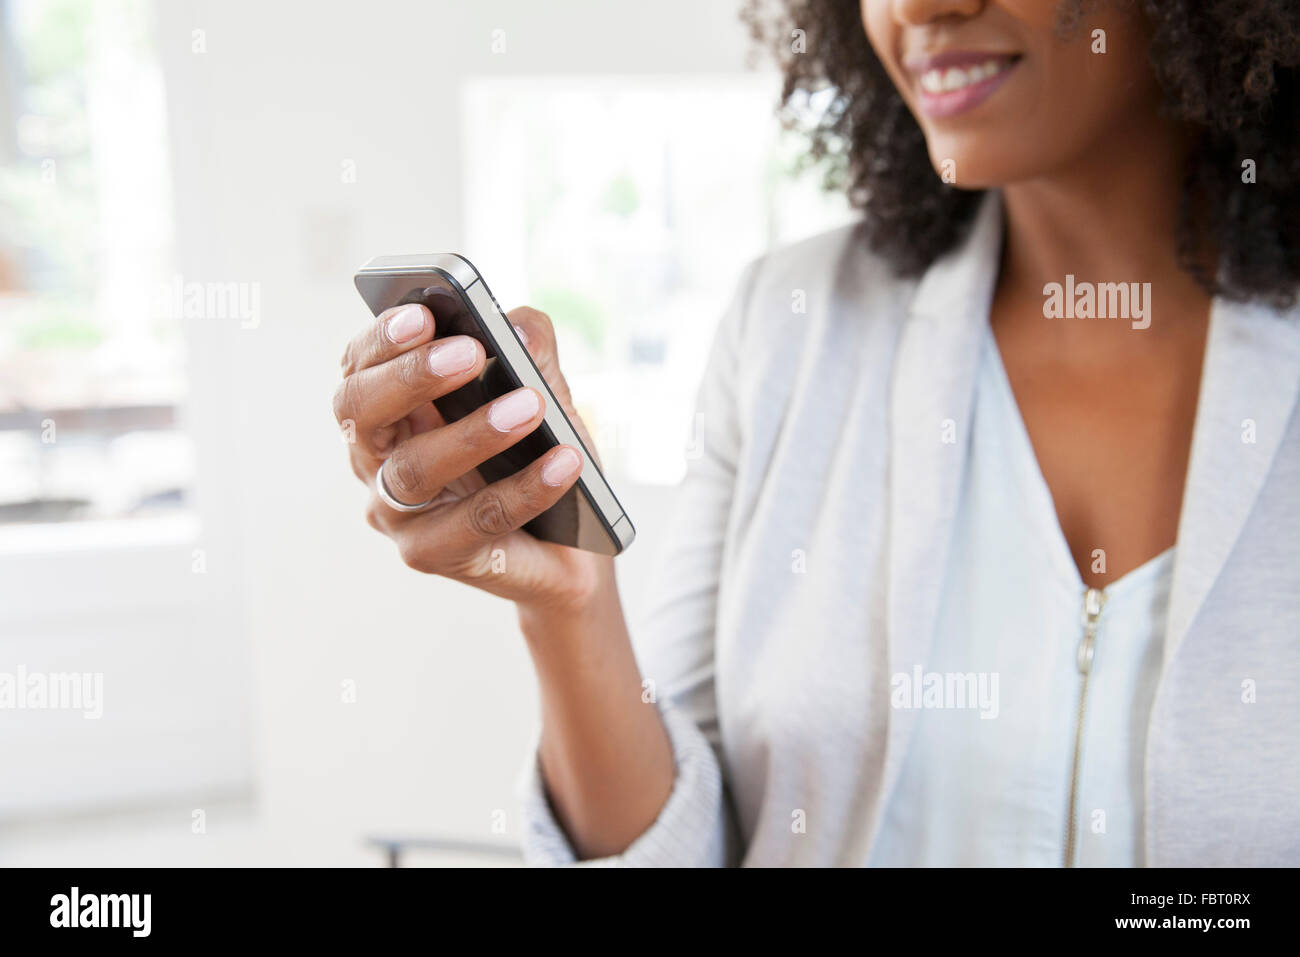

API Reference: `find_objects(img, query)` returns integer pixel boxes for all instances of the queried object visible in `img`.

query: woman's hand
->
[333,302,613,616]
[334,299,675,859]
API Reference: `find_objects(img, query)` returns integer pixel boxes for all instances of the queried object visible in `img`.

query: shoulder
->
[734,221,915,337]
[719,222,916,395]
[712,222,917,446]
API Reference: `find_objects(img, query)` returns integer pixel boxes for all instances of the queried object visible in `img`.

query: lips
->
[904,51,1022,119]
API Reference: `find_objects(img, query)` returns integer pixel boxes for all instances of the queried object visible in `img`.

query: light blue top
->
[868,327,1174,866]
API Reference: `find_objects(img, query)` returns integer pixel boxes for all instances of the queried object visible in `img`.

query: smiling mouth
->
[909,53,1022,118]
[918,56,1016,93]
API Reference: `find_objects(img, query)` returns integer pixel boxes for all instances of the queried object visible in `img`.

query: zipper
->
[1063,586,1106,868]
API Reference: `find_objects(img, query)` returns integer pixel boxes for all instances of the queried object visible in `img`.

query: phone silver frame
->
[354,253,635,555]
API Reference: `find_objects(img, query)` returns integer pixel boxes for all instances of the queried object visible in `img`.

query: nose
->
[890,0,984,26]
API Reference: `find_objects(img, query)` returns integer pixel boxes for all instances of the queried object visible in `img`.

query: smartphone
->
[354,254,635,556]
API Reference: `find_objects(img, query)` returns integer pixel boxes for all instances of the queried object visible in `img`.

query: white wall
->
[3,0,761,865]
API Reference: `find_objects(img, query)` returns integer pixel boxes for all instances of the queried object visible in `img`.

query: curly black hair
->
[742,0,1300,306]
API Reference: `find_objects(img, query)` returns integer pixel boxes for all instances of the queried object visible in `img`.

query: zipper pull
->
[1076,587,1106,673]
[1065,586,1108,867]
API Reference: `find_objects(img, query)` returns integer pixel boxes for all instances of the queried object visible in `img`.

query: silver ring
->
[375,459,435,513]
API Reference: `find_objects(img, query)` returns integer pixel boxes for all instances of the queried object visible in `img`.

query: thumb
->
[506,306,603,468]
[507,306,575,408]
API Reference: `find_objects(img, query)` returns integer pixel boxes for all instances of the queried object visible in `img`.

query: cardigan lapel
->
[1161,295,1300,672]
[871,194,1004,840]
[1145,295,1300,865]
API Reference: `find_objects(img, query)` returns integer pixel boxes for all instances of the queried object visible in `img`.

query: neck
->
[995,111,1210,349]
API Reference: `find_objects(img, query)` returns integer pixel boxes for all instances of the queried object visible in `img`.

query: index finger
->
[341,303,435,377]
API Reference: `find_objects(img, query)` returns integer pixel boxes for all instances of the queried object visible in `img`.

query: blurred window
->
[0,0,191,529]
[463,77,854,486]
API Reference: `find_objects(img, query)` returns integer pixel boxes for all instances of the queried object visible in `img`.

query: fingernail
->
[385,304,426,343]
[541,447,581,486]
[427,337,478,376]
[487,388,541,432]
[512,323,529,347]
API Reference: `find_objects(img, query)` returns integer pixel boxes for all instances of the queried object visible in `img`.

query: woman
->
[333,0,1300,866]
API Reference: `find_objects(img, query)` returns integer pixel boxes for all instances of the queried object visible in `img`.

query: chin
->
[924,138,1048,191]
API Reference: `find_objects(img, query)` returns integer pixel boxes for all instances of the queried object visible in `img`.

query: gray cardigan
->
[520,195,1300,866]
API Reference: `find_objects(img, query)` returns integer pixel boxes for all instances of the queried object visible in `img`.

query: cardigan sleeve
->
[515,260,760,867]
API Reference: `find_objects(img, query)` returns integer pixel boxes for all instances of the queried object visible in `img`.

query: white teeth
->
[919,58,1009,94]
